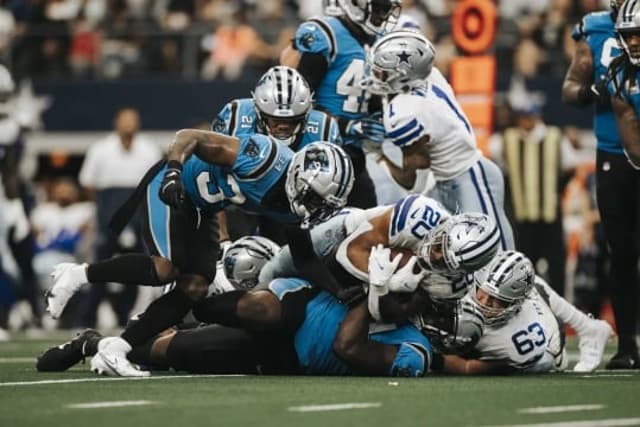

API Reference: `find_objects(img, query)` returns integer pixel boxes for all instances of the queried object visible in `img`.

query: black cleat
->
[36,329,102,372]
[605,352,640,370]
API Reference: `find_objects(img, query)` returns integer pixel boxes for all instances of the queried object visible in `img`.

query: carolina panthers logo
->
[211,118,226,133]
[243,139,260,157]
[300,31,315,50]
[224,256,237,276]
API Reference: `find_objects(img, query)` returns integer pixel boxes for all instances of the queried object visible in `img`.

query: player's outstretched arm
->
[333,301,398,376]
[168,129,240,167]
[440,354,512,375]
[561,40,596,105]
[612,96,640,168]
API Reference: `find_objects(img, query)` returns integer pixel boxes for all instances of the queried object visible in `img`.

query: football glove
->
[368,244,401,321]
[388,256,424,293]
[159,160,185,209]
[345,113,386,144]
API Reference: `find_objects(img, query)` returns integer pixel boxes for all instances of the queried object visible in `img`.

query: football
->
[388,247,415,269]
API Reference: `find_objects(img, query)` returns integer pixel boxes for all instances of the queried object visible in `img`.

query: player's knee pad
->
[152,256,179,283]
[177,275,210,302]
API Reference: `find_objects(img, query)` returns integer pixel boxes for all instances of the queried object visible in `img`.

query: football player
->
[211,65,342,243]
[437,251,578,374]
[361,30,515,250]
[281,0,402,209]
[38,245,431,377]
[46,138,353,377]
[598,0,640,369]
[563,0,637,370]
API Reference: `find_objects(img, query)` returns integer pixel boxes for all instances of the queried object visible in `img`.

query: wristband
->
[166,160,183,172]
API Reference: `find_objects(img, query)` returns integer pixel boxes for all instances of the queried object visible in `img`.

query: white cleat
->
[573,319,614,372]
[90,337,150,377]
[46,263,88,319]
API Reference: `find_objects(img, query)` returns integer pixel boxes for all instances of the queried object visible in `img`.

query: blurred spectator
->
[77,107,161,327]
[489,95,581,296]
[30,177,93,296]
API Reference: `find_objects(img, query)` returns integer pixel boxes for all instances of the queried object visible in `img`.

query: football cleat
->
[605,351,640,370]
[90,336,150,377]
[36,329,102,372]
[46,263,88,319]
[573,318,614,372]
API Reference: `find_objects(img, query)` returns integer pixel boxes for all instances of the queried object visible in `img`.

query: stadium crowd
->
[0,0,636,376]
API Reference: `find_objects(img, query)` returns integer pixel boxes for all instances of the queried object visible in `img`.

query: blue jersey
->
[610,66,640,125]
[212,98,342,151]
[180,133,296,222]
[572,11,623,153]
[294,17,371,122]
[286,284,432,377]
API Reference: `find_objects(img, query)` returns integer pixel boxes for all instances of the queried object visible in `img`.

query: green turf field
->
[1,334,639,427]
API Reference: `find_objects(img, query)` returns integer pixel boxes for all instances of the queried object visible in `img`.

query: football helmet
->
[471,250,535,325]
[417,212,501,275]
[285,141,354,227]
[361,30,436,95]
[616,0,640,65]
[252,66,313,146]
[418,297,485,353]
[223,236,281,290]
[338,0,401,36]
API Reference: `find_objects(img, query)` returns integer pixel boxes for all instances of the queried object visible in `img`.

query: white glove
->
[368,244,402,288]
[367,244,401,321]
[387,256,424,293]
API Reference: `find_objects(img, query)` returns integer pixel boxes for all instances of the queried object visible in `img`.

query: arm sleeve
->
[298,53,329,93]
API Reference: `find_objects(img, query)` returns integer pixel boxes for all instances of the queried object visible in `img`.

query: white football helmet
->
[285,141,354,227]
[417,212,501,275]
[252,66,313,146]
[223,236,280,290]
[362,30,436,95]
[338,0,401,36]
[471,250,535,325]
[616,0,640,65]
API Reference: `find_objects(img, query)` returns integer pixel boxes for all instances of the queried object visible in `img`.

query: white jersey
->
[383,68,480,181]
[475,290,563,373]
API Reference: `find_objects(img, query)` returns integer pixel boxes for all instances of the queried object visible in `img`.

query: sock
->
[536,280,592,335]
[121,289,194,347]
[127,337,156,367]
[87,254,161,285]
[82,335,103,357]
[192,291,246,327]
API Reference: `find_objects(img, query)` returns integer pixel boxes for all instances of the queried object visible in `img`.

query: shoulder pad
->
[295,18,337,62]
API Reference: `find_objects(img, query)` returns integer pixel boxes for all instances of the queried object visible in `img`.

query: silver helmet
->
[338,0,401,36]
[418,297,484,353]
[616,0,640,65]
[362,30,436,95]
[471,250,535,325]
[418,212,501,275]
[223,236,281,290]
[285,141,354,227]
[252,66,313,146]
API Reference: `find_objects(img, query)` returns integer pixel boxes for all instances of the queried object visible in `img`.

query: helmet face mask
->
[252,66,312,146]
[470,250,535,325]
[285,142,354,228]
[417,213,500,275]
[223,236,280,290]
[362,30,436,95]
[616,0,640,66]
[338,0,401,36]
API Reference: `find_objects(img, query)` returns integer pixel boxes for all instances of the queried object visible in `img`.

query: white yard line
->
[518,404,605,414]
[66,400,156,409]
[0,374,244,387]
[288,402,382,412]
[580,375,634,378]
[0,357,34,363]
[480,418,640,427]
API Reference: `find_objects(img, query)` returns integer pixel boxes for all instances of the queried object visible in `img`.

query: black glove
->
[159,160,185,208]
[577,80,609,105]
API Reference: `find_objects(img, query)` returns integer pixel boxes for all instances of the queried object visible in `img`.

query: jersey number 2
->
[336,59,369,114]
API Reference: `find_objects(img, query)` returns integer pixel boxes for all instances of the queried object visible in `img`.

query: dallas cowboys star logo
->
[397,50,412,64]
